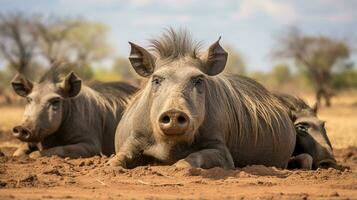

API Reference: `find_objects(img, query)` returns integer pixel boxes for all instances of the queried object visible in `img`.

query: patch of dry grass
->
[317,94,357,149]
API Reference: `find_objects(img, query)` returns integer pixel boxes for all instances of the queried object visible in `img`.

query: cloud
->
[322,1,357,23]
[128,0,153,7]
[326,12,355,23]
[130,14,191,27]
[231,0,298,23]
[58,0,122,6]
[128,0,198,8]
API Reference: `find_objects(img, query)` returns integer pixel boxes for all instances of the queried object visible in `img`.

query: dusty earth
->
[0,128,356,200]
[1,96,357,200]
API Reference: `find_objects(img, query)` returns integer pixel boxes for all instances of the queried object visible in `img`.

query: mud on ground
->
[0,129,356,200]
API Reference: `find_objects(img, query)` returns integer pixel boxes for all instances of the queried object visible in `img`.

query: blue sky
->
[0,0,356,72]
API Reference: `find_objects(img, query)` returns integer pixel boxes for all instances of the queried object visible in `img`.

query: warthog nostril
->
[161,115,170,124]
[159,110,190,135]
[177,115,187,124]
[12,127,20,136]
[21,129,30,139]
[12,126,32,140]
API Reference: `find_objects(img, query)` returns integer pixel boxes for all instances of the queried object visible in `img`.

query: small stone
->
[78,161,85,167]
[329,192,339,197]
[0,180,7,187]
[85,160,94,166]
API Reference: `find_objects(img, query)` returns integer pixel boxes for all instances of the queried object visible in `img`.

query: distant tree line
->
[0,13,112,80]
[0,13,356,107]
[271,26,354,107]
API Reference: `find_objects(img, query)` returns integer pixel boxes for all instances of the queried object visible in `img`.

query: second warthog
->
[12,65,137,158]
[274,93,337,170]
[109,29,296,169]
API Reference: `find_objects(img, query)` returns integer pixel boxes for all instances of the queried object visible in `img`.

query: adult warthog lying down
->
[11,66,137,158]
[109,29,296,169]
[274,93,337,170]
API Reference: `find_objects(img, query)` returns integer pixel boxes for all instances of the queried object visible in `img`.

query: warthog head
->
[128,29,227,142]
[11,69,82,142]
[293,104,336,169]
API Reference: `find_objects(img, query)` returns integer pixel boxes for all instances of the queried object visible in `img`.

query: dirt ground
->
[0,94,357,200]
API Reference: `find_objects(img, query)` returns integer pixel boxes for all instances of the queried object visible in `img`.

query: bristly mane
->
[38,63,134,125]
[206,75,289,148]
[149,28,202,60]
[273,93,315,119]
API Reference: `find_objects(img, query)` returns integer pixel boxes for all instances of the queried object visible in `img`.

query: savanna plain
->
[0,93,357,200]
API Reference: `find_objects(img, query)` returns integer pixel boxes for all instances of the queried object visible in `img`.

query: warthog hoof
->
[29,151,41,159]
[107,154,126,168]
[13,148,27,157]
[288,153,313,170]
[13,143,31,157]
[173,159,193,169]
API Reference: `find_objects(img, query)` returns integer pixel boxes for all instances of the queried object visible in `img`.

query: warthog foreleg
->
[288,153,313,170]
[13,142,38,157]
[108,134,144,168]
[32,143,100,158]
[174,144,234,169]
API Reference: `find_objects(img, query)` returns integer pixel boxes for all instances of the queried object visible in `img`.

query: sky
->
[0,0,356,72]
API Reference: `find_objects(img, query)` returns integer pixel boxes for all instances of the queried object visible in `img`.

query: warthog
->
[11,66,137,158]
[109,29,296,169]
[274,93,337,169]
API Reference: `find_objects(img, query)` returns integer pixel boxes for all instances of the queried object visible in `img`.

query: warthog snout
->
[12,126,32,140]
[318,158,337,169]
[159,109,189,135]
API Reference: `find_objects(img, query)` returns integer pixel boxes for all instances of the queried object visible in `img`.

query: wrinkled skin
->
[109,31,295,169]
[11,70,136,158]
[110,57,234,169]
[275,94,337,170]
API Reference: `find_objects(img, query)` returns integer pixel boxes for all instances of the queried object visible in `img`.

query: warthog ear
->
[11,73,33,97]
[59,71,82,98]
[128,42,156,77]
[311,102,318,114]
[202,37,228,76]
[290,110,298,122]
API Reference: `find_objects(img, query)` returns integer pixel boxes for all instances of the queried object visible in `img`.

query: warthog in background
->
[274,93,337,170]
[109,29,296,169]
[11,66,137,158]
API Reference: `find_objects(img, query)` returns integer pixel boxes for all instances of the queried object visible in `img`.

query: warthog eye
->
[152,76,164,87]
[192,75,205,90]
[49,97,61,110]
[296,122,310,133]
[193,77,203,87]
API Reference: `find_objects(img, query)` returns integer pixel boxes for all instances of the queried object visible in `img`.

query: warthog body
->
[11,66,137,158]
[274,93,337,169]
[109,29,296,169]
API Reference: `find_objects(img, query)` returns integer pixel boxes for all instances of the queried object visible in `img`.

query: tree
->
[69,21,112,69]
[272,26,351,107]
[271,64,291,85]
[112,56,142,85]
[112,57,133,78]
[333,68,357,89]
[0,13,38,76]
[60,20,113,80]
[224,45,246,75]
[34,16,77,63]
